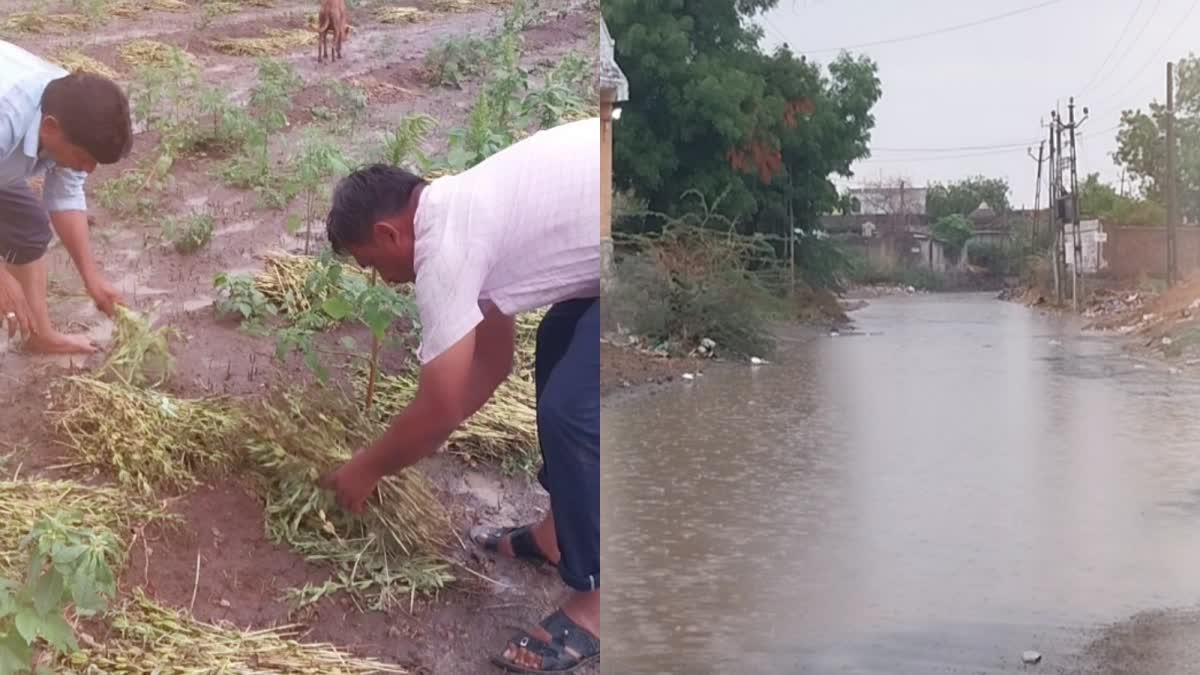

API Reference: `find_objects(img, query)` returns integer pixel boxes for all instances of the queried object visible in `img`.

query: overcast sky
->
[755,0,1200,208]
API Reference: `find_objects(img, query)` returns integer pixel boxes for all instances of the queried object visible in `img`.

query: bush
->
[847,255,946,291]
[606,226,780,358]
[968,241,1021,276]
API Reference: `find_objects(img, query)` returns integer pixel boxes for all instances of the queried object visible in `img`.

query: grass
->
[211,29,314,56]
[244,390,456,611]
[0,479,178,579]
[52,377,244,494]
[52,51,120,79]
[59,589,407,673]
[95,169,158,219]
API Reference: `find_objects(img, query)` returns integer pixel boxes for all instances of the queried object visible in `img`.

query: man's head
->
[326,164,427,283]
[39,73,133,174]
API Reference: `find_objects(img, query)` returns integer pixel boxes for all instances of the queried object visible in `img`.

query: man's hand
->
[85,275,123,317]
[320,452,382,514]
[0,269,33,340]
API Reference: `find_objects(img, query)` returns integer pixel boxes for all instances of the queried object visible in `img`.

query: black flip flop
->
[491,609,600,673]
[471,524,557,568]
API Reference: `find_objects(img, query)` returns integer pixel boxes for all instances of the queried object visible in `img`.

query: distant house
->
[848,185,928,216]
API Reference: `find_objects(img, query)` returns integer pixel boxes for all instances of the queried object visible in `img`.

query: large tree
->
[1113,53,1200,221]
[925,176,1011,221]
[604,0,881,237]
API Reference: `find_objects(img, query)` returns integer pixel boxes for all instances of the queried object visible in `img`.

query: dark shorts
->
[534,297,600,592]
[0,185,51,266]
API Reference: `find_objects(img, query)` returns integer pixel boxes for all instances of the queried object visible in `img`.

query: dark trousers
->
[535,297,600,592]
[0,185,51,265]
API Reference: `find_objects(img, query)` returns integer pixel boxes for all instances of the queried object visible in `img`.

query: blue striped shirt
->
[0,40,87,212]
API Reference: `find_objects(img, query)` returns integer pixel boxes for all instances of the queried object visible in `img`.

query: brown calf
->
[317,0,349,63]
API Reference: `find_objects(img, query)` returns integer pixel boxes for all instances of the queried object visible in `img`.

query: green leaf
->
[51,545,86,567]
[14,609,40,644]
[321,295,354,321]
[0,631,31,672]
[32,572,64,617]
[37,613,77,654]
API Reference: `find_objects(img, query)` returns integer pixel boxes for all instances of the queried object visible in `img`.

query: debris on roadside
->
[1022,650,1042,665]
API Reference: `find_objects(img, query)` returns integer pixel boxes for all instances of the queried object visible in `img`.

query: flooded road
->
[602,293,1200,674]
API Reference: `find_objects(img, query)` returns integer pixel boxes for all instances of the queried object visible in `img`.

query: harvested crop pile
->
[0,479,177,577]
[98,305,178,387]
[210,29,314,57]
[514,309,544,380]
[254,251,370,318]
[51,51,120,79]
[378,7,432,23]
[118,39,192,68]
[148,0,190,9]
[244,389,456,610]
[359,368,539,475]
[53,377,243,493]
[59,589,407,673]
[3,12,88,33]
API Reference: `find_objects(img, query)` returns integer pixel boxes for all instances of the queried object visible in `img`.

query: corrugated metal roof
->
[600,19,629,102]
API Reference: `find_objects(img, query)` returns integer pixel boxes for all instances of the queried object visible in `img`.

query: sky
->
[754,0,1200,208]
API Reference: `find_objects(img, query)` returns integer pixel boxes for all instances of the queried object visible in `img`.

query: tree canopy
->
[925,176,1011,221]
[604,0,881,239]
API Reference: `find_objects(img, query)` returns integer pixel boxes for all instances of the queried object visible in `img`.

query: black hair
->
[41,73,133,164]
[326,164,426,254]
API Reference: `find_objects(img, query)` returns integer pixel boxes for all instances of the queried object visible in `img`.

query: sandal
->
[491,609,600,673]
[471,524,557,567]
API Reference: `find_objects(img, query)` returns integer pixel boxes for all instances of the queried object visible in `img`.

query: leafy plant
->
[422,36,491,88]
[378,114,438,170]
[932,214,974,259]
[220,59,302,206]
[0,514,119,673]
[164,211,215,254]
[213,273,276,331]
[523,52,594,126]
[286,131,350,254]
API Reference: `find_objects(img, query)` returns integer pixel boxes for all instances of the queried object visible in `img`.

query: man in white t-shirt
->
[322,117,600,672]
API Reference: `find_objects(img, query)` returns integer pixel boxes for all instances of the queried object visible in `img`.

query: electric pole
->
[1050,110,1063,305]
[1029,141,1045,245]
[1067,98,1086,312]
[1167,61,1179,286]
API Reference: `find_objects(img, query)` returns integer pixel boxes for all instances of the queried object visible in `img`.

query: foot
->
[25,331,97,355]
[493,593,600,673]
[472,513,561,567]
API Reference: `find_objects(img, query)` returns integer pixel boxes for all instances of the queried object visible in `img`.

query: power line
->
[1080,0,1164,96]
[861,147,1034,162]
[799,0,1068,54]
[871,139,1042,153]
[1088,0,1200,108]
[1075,0,1150,95]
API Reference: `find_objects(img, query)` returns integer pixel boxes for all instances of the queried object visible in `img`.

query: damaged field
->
[0,0,597,671]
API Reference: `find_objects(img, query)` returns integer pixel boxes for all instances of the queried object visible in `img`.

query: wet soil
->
[0,0,598,672]
[599,341,705,399]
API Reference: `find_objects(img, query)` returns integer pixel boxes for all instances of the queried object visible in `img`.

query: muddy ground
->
[0,0,597,672]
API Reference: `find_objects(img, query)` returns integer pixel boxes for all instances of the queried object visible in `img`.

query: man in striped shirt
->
[323,118,600,672]
[0,40,129,351]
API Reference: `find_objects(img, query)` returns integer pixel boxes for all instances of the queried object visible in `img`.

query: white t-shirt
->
[412,117,600,364]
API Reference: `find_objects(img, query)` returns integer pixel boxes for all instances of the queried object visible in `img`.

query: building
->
[847,185,929,217]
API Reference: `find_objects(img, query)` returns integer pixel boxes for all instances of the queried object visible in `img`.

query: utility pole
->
[1067,98,1085,312]
[1050,110,1063,305]
[1167,61,1179,286]
[788,169,795,295]
[1029,141,1045,244]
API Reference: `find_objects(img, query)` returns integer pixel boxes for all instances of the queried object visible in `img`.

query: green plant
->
[378,114,438,170]
[523,52,593,126]
[213,273,277,331]
[220,59,302,206]
[422,36,490,88]
[932,214,974,259]
[95,170,158,218]
[0,514,119,673]
[286,130,350,254]
[164,211,215,255]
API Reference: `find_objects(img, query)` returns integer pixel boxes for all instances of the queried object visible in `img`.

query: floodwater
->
[602,293,1200,674]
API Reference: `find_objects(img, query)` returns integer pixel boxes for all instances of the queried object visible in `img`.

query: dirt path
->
[0,1,598,672]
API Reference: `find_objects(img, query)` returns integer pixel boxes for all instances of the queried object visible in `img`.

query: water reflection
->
[603,294,1200,674]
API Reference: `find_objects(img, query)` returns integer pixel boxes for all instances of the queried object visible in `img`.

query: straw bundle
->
[3,12,88,33]
[244,390,455,610]
[0,479,177,578]
[253,252,368,319]
[118,39,191,68]
[210,29,314,57]
[52,51,120,79]
[105,0,143,17]
[98,305,178,387]
[359,369,539,473]
[59,589,408,673]
[148,0,190,10]
[378,7,432,23]
[53,377,243,493]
